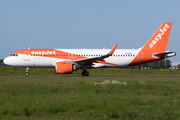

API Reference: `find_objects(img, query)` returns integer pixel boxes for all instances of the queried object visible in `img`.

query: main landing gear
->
[25,67,29,76]
[82,71,89,76]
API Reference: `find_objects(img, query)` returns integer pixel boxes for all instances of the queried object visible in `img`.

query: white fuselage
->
[4,48,141,68]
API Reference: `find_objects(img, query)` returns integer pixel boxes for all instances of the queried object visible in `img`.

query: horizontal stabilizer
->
[152,51,176,58]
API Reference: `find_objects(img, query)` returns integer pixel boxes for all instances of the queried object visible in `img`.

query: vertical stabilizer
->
[142,22,172,53]
[129,22,173,66]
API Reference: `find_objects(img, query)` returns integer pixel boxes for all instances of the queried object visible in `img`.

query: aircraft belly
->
[93,57,134,68]
[17,56,54,67]
[106,57,134,66]
[32,57,56,67]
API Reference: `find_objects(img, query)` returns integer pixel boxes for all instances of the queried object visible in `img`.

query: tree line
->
[128,59,172,69]
[0,59,3,63]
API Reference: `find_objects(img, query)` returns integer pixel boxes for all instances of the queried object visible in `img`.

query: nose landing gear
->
[25,67,29,76]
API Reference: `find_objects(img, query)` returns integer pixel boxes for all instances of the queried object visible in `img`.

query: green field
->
[0,77,180,119]
[0,67,180,76]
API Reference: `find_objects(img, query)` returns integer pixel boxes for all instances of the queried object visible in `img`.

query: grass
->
[0,77,180,119]
[0,67,180,76]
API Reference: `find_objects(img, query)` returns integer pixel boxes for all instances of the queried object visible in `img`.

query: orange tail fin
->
[129,22,173,66]
[142,22,172,53]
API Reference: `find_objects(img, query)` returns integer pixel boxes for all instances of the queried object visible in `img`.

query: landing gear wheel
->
[25,72,29,76]
[82,71,89,76]
[25,67,29,77]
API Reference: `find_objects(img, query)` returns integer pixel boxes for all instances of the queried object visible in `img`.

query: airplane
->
[3,22,176,76]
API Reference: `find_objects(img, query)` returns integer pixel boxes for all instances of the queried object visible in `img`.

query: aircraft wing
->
[74,43,118,65]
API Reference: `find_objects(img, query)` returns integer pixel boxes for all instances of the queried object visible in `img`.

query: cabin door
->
[24,51,30,61]
[138,51,143,61]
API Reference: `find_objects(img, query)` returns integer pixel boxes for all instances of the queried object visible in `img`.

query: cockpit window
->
[10,54,18,57]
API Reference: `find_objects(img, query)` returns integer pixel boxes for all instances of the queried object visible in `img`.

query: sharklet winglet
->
[108,43,118,55]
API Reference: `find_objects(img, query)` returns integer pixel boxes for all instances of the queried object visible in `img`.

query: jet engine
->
[55,62,76,74]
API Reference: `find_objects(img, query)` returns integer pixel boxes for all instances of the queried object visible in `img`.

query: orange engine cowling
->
[55,62,76,74]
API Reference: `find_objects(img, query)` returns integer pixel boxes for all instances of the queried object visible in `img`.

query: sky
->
[0,0,180,62]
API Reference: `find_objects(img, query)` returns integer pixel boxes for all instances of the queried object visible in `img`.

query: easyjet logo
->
[31,50,56,55]
[149,24,170,48]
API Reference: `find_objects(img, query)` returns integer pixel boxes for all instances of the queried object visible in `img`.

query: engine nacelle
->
[55,62,76,74]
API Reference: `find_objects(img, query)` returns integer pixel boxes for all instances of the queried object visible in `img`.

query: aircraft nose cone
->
[3,57,10,65]
[3,58,8,65]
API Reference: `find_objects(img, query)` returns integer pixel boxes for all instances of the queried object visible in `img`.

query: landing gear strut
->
[82,71,89,76]
[25,67,29,76]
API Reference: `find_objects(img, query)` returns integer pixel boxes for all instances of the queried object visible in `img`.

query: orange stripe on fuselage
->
[96,60,119,66]
[13,49,87,60]
[128,51,165,66]
[13,49,118,66]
